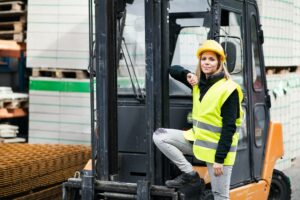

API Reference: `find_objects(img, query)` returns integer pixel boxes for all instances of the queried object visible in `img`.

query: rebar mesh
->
[0,144,91,198]
[15,184,62,200]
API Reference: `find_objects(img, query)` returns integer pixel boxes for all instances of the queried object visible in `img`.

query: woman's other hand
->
[187,73,198,86]
[213,162,224,176]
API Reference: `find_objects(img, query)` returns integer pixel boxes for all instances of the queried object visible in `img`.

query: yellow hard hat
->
[196,40,226,62]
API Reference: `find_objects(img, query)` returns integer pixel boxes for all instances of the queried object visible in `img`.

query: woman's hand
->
[187,73,198,86]
[213,162,224,176]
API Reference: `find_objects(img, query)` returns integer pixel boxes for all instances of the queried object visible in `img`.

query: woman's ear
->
[218,59,222,68]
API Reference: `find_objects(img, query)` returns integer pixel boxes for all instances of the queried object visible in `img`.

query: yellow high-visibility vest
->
[183,78,243,166]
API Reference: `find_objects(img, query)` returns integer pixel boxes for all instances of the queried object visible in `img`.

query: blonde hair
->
[195,52,231,80]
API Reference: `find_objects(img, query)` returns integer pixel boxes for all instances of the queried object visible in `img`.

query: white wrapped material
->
[0,124,19,138]
[27,0,90,69]
[268,74,300,170]
[29,77,91,144]
[260,0,297,66]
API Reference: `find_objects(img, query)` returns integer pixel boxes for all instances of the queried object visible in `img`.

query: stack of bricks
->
[0,143,91,199]
[0,0,27,42]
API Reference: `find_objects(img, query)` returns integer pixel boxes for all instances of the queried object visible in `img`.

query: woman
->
[153,40,243,200]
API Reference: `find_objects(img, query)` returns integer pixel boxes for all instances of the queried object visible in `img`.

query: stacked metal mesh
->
[15,185,62,200]
[0,144,91,199]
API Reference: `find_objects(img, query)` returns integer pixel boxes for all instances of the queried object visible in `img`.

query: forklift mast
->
[62,0,291,199]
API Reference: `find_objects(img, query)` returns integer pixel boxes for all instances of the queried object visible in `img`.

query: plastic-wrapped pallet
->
[267,75,287,170]
[27,0,91,69]
[286,75,300,159]
[293,0,300,65]
[29,77,91,144]
[259,0,297,66]
[267,74,300,170]
[26,0,300,69]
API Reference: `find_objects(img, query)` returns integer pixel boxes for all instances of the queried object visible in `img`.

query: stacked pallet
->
[0,87,28,143]
[0,1,27,42]
[25,0,300,69]
[26,1,92,144]
[27,0,90,69]
[258,0,300,66]
[28,77,91,144]
[0,87,28,109]
[267,74,300,170]
[0,143,91,199]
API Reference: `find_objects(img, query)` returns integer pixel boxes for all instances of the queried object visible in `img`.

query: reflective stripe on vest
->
[191,78,243,166]
[193,119,222,133]
[193,119,241,134]
[194,140,237,152]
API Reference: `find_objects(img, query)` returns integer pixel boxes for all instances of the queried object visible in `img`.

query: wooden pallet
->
[0,1,24,12]
[0,13,26,23]
[0,0,27,1]
[0,0,27,2]
[0,39,25,58]
[0,21,24,33]
[32,68,88,79]
[0,137,26,143]
[0,99,28,109]
[0,108,26,119]
[0,32,25,42]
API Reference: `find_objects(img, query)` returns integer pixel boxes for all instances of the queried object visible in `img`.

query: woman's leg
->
[206,163,233,200]
[152,128,193,173]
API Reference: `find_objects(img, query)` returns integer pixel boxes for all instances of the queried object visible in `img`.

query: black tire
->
[268,169,291,200]
[199,189,214,200]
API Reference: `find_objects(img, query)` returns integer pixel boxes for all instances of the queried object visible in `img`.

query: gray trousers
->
[153,128,233,200]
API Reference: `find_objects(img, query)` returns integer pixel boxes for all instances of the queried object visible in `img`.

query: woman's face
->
[200,51,219,76]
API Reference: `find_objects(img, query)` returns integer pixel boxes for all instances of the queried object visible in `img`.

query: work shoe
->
[165,171,201,188]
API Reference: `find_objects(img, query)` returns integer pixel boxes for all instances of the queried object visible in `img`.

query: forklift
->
[63,0,292,199]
